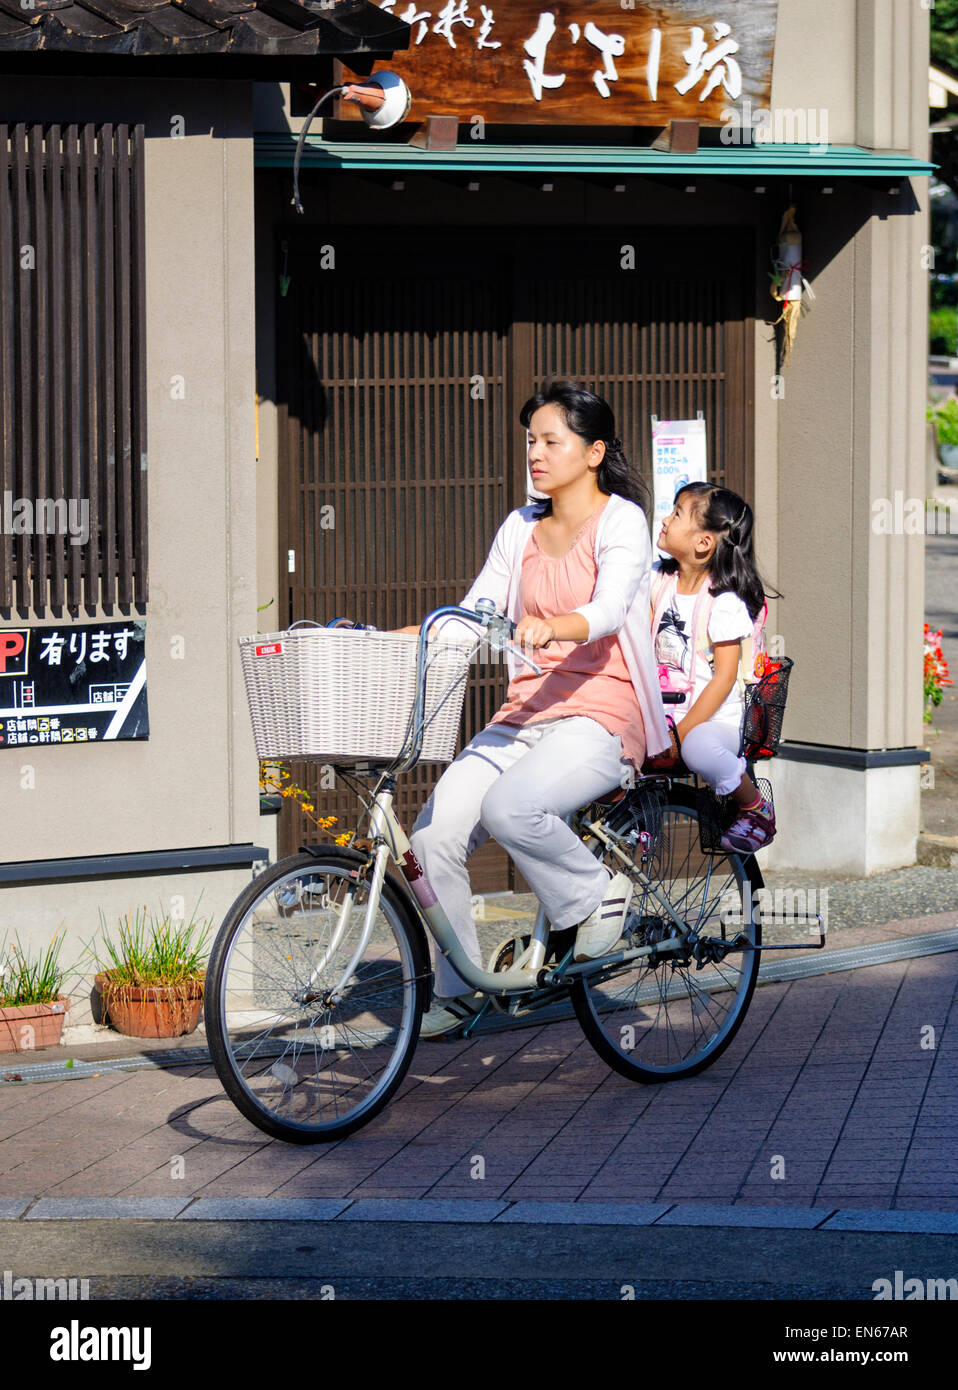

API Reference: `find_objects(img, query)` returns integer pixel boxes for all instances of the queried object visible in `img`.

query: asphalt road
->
[2,1218,957,1301]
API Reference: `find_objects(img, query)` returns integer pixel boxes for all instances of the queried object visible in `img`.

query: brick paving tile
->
[190,1143,341,1198]
[497,1186,587,1202]
[730,1194,824,1207]
[827,1140,917,1156]
[813,1188,902,1200]
[899,1144,958,1161]
[0,1075,133,1142]
[0,1079,79,1118]
[268,1180,371,1198]
[0,942,953,1206]
[822,1173,910,1189]
[0,1079,204,1186]
[41,1112,237,1194]
[765,1131,851,1150]
[893,1196,958,1210]
[331,1187,431,1200]
[266,1144,410,1191]
[899,1164,958,1181]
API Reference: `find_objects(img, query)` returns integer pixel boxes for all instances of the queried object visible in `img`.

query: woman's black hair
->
[519,379,650,518]
[658,481,779,620]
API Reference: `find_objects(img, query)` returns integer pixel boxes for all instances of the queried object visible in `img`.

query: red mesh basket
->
[739,658,794,761]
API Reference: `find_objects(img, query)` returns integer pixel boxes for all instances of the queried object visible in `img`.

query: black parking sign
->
[0,620,149,748]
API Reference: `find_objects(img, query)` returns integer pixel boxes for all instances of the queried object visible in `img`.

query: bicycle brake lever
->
[504,641,543,677]
[472,598,542,676]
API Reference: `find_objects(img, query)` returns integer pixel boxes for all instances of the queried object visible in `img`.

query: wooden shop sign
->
[339,1,778,127]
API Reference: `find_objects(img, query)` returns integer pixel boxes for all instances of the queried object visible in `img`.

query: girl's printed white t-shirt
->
[654,585,753,726]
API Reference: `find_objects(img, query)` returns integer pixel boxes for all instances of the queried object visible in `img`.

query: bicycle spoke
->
[206,852,424,1141]
[573,786,761,1080]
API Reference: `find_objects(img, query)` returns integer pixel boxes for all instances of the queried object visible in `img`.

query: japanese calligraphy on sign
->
[0,621,148,748]
[338,2,777,127]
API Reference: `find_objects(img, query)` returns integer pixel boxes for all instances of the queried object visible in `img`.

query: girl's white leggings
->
[409,714,631,998]
[678,718,747,797]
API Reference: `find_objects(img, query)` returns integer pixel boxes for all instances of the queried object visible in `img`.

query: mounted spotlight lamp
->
[292,73,413,215]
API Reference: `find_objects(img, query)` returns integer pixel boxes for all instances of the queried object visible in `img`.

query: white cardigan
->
[438,492,670,758]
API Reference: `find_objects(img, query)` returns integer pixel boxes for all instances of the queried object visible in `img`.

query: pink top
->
[488,505,647,768]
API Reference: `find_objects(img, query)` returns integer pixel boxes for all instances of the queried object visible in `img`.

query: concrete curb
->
[4,1196,958,1234]
[916,832,958,869]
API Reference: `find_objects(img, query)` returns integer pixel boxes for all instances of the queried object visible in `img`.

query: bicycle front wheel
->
[571,783,762,1083]
[205,850,429,1143]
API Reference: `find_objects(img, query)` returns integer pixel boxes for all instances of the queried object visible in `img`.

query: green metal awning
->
[254,137,935,178]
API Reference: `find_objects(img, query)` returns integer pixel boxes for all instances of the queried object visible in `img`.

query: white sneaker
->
[573,871,634,962]
[419,992,486,1040]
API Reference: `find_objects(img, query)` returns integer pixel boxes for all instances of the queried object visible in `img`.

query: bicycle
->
[205,602,789,1144]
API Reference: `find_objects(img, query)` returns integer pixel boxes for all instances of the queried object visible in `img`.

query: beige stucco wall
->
[0,0,932,1000]
[0,79,262,981]
[773,0,929,756]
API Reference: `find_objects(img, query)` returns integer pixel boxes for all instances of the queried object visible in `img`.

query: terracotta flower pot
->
[0,997,69,1051]
[94,973,204,1039]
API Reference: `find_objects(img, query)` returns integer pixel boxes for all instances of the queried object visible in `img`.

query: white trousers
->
[679,718,746,797]
[409,715,630,998]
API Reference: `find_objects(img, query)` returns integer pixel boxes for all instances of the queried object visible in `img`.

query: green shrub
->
[930,307,958,356]
[927,396,958,445]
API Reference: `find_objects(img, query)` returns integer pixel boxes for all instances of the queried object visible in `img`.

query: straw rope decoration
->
[769,204,808,368]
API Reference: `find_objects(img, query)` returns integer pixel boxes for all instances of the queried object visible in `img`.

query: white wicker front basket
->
[239,626,474,764]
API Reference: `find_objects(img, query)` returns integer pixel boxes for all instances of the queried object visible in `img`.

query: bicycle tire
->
[205,849,430,1143]
[571,782,763,1083]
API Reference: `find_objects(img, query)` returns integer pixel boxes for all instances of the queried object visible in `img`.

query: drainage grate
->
[754,928,958,983]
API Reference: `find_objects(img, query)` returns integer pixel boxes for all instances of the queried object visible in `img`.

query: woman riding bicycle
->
[400,380,671,1038]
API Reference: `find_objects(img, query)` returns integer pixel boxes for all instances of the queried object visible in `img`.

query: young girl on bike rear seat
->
[653,482,778,855]
[400,381,670,1038]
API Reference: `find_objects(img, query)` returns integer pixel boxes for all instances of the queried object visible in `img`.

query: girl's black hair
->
[519,379,650,518]
[658,481,778,620]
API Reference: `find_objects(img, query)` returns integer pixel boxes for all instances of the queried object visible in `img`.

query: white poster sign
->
[652,417,708,547]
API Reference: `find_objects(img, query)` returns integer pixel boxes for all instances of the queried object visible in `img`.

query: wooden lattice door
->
[276,224,753,889]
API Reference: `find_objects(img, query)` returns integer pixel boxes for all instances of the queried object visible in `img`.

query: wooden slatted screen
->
[277,225,753,888]
[518,230,752,502]
[277,236,516,889]
[0,122,147,616]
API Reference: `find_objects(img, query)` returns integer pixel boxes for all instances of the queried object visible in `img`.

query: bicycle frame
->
[305,782,694,1003]
[302,604,743,1004]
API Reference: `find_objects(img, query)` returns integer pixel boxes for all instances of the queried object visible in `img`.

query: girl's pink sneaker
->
[720,798,776,854]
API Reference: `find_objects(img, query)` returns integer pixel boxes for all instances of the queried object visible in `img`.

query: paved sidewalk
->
[1,910,957,1217]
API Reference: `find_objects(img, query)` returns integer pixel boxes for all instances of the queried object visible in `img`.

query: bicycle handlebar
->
[382,599,544,777]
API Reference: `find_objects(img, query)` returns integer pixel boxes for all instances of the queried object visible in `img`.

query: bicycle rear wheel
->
[205,849,429,1143]
[571,783,762,1082]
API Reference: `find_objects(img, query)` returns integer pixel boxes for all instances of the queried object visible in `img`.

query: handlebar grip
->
[661,692,686,704]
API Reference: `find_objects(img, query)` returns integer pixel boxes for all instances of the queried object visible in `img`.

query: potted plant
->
[927,398,958,468]
[88,906,212,1039]
[0,932,70,1052]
